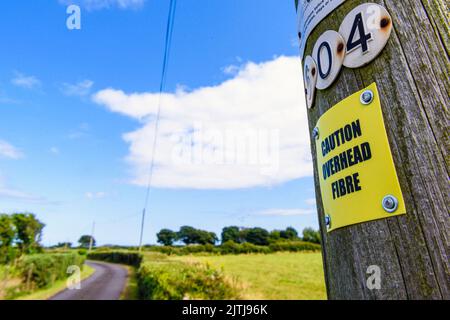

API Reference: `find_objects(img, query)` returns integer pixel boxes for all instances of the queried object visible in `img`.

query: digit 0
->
[317,41,332,79]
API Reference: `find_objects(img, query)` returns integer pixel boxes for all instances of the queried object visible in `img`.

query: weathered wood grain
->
[300,0,450,299]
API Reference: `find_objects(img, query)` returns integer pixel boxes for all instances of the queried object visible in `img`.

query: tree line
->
[0,213,45,263]
[157,226,321,246]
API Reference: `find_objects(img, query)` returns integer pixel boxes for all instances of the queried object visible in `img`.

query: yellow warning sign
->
[315,83,406,232]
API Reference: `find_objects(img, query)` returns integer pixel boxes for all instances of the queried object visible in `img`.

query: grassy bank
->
[172,252,327,300]
[17,264,95,300]
[138,253,240,300]
[0,252,87,300]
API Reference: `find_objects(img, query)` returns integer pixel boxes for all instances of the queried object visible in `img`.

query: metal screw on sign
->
[360,90,374,105]
[313,127,320,140]
[382,195,399,213]
[325,215,332,229]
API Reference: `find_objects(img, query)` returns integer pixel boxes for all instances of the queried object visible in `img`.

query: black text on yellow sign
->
[315,83,406,232]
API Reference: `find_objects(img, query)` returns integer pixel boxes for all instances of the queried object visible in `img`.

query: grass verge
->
[120,265,138,300]
[17,264,95,300]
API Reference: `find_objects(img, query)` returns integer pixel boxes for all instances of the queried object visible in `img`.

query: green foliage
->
[78,235,95,249]
[0,214,15,247]
[183,252,327,300]
[156,229,177,246]
[12,213,45,254]
[280,227,299,240]
[242,227,270,246]
[52,242,72,249]
[269,241,321,252]
[221,241,272,254]
[137,258,239,300]
[145,240,320,256]
[269,230,281,242]
[87,251,143,267]
[0,213,45,263]
[77,249,88,256]
[177,226,218,245]
[18,253,85,290]
[0,214,16,264]
[146,244,217,255]
[302,228,321,244]
[221,226,241,244]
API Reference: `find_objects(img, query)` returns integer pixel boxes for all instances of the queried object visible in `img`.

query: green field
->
[172,252,327,300]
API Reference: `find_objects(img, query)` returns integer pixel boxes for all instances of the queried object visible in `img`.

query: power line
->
[139,0,178,251]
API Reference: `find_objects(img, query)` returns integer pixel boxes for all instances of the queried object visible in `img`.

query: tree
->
[302,228,321,244]
[280,227,299,240]
[0,214,16,263]
[177,226,218,245]
[177,226,198,245]
[12,213,45,254]
[269,230,281,242]
[157,229,177,246]
[0,214,15,248]
[53,242,72,249]
[196,231,218,245]
[296,0,449,299]
[221,226,241,244]
[78,235,95,249]
[242,228,270,246]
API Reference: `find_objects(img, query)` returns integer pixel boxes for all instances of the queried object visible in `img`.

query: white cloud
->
[305,198,316,206]
[50,147,60,155]
[59,0,145,11]
[61,80,94,96]
[255,208,315,217]
[0,140,24,159]
[0,174,47,203]
[93,56,312,189]
[11,72,41,89]
[86,192,107,199]
[0,188,42,202]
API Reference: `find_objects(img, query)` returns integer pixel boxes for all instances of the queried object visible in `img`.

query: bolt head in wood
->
[325,215,331,229]
[382,195,399,213]
[360,90,374,105]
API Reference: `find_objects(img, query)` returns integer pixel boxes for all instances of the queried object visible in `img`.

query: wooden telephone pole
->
[296,0,449,299]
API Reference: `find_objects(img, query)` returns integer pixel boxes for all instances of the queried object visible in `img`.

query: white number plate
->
[339,3,393,68]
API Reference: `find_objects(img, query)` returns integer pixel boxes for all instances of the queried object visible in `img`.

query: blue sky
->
[0,0,318,246]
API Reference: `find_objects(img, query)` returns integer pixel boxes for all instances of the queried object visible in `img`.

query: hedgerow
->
[87,251,142,267]
[18,252,85,289]
[144,240,321,256]
[137,259,240,300]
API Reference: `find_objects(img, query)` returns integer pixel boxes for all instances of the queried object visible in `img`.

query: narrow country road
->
[50,261,128,300]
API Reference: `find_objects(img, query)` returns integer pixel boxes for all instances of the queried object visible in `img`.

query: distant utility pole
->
[138,209,146,252]
[88,221,95,253]
[295,0,449,299]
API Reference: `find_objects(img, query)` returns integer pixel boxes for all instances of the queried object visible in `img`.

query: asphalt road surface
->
[50,261,128,300]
